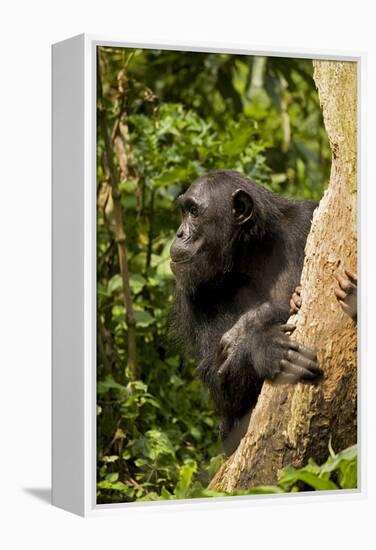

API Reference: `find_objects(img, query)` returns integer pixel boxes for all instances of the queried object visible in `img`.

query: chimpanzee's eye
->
[189,205,199,217]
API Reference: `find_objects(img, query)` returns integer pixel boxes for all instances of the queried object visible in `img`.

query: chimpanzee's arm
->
[218,302,322,383]
[197,301,322,442]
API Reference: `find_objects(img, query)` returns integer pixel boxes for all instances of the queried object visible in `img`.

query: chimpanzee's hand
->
[271,329,322,384]
[218,318,248,365]
[257,323,322,383]
[334,269,357,322]
[289,285,302,314]
[218,321,322,384]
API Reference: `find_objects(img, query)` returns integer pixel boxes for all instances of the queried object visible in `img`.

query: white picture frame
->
[52,34,366,517]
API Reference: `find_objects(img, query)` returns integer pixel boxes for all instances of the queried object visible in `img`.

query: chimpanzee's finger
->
[344,269,357,285]
[334,271,356,293]
[334,287,347,301]
[292,291,302,307]
[339,300,351,315]
[280,359,318,380]
[280,324,296,333]
[276,338,299,351]
[290,287,302,314]
[290,299,299,314]
[294,343,318,361]
[220,338,230,355]
[285,349,322,375]
[218,357,231,380]
[273,371,300,384]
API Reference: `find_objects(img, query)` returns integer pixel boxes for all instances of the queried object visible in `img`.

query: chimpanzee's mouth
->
[170,257,193,265]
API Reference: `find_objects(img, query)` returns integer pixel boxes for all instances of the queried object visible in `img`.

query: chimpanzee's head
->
[170,170,282,292]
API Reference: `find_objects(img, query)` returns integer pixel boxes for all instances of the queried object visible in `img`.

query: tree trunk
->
[210,61,358,491]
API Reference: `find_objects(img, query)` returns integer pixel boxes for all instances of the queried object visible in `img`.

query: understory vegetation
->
[96,47,333,504]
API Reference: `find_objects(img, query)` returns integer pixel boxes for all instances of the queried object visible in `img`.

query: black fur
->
[170,170,318,449]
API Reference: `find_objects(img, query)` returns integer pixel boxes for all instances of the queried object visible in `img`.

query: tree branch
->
[97,50,138,380]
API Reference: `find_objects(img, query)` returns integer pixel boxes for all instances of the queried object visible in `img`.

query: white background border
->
[1,0,375,548]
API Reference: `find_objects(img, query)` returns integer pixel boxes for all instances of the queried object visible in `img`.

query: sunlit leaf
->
[134,310,154,327]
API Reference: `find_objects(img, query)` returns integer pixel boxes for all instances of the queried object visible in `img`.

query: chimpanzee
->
[170,170,323,454]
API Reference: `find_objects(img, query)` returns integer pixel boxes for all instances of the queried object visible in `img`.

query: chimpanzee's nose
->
[177,226,184,238]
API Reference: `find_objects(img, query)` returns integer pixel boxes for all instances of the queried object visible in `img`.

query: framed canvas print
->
[52,34,364,516]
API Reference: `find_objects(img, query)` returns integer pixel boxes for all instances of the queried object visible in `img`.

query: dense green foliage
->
[132,443,358,501]
[96,46,331,504]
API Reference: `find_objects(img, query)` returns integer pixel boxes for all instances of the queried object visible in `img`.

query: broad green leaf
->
[108,274,123,294]
[279,465,338,491]
[161,487,173,500]
[320,445,357,475]
[153,165,192,188]
[97,480,131,495]
[131,380,148,392]
[105,472,119,482]
[134,310,154,327]
[174,461,197,499]
[206,455,226,480]
[129,273,147,294]
[119,180,137,193]
[339,460,357,489]
[112,304,125,321]
[189,426,201,440]
[97,375,127,395]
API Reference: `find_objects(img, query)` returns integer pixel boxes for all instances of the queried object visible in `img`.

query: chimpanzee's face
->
[170,176,254,291]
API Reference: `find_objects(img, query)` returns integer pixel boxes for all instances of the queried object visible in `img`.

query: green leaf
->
[174,461,197,499]
[102,455,119,464]
[319,444,358,489]
[108,274,123,294]
[279,465,338,491]
[189,426,201,440]
[138,491,160,501]
[97,375,127,395]
[105,472,119,482]
[129,274,147,294]
[161,487,173,500]
[146,430,175,460]
[119,179,137,193]
[155,236,175,279]
[131,380,148,392]
[340,460,357,489]
[112,304,125,321]
[319,445,357,475]
[134,310,154,327]
[206,454,226,479]
[97,480,131,495]
[134,458,148,467]
[153,165,192,188]
[222,120,255,157]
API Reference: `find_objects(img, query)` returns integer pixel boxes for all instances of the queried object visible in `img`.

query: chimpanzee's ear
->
[232,189,254,225]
